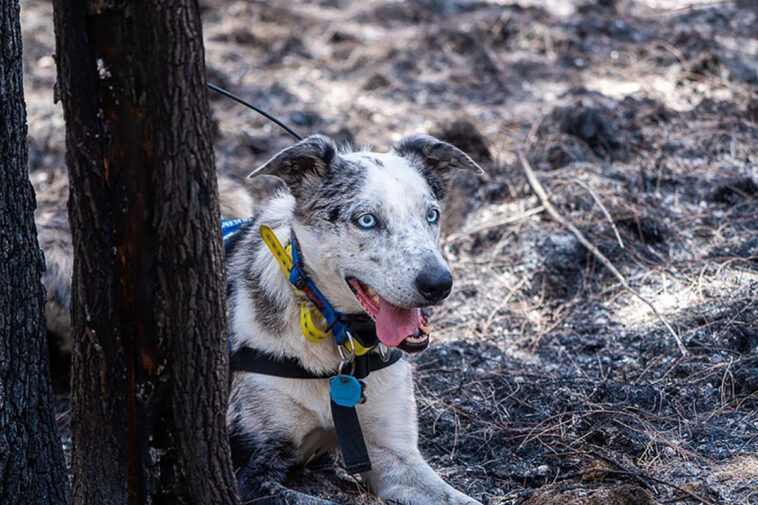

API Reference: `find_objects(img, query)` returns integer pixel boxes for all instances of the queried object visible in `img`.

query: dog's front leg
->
[364,444,480,505]
[233,436,344,505]
[360,364,481,505]
[229,375,343,505]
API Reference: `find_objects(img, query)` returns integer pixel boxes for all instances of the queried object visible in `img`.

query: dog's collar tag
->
[329,375,364,407]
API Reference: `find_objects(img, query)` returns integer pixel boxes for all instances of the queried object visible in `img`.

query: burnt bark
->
[51,1,240,504]
[0,1,71,504]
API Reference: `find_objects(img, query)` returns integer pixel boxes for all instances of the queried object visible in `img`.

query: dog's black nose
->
[415,265,453,303]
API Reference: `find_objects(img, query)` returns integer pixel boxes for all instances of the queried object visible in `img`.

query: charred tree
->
[51,1,240,504]
[0,1,71,504]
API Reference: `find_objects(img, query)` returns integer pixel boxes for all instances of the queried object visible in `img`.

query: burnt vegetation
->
[21,0,757,503]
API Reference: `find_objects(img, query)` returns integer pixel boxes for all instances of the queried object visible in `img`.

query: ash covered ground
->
[21,0,757,503]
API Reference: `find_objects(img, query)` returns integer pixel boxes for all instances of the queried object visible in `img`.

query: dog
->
[224,134,482,504]
[39,134,483,504]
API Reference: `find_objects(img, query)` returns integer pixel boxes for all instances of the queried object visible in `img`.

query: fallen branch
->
[554,447,715,505]
[586,468,715,505]
[517,151,688,355]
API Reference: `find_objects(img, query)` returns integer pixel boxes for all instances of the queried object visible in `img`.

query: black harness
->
[230,345,402,380]
[229,344,403,474]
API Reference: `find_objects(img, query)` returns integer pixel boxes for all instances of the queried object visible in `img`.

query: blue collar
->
[288,234,353,346]
[221,218,357,348]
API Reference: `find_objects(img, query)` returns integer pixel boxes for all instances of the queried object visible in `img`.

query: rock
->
[363,73,391,91]
[546,138,590,169]
[617,212,670,245]
[289,110,323,128]
[240,133,277,156]
[328,30,359,44]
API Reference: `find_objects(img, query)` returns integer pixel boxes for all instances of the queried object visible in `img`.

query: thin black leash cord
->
[206,82,304,141]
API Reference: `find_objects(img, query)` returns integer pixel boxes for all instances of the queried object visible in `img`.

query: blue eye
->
[427,208,440,225]
[356,213,377,229]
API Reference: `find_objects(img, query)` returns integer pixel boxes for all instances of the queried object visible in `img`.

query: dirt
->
[523,484,654,505]
[21,0,757,504]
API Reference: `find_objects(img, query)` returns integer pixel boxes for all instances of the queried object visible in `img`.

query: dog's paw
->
[453,497,482,505]
[446,491,482,505]
[379,486,481,505]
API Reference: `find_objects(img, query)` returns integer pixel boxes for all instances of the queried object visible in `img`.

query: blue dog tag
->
[330,375,363,407]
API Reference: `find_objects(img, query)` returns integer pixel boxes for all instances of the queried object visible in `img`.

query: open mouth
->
[346,277,431,353]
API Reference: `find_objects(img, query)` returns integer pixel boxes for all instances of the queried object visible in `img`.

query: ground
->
[21,0,757,504]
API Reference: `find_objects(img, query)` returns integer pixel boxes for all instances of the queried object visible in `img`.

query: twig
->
[564,177,625,249]
[447,205,545,241]
[481,276,528,336]
[524,111,548,147]
[589,447,714,505]
[517,151,688,356]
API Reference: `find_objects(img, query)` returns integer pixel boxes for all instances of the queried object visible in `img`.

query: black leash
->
[206,82,304,141]
[331,402,372,473]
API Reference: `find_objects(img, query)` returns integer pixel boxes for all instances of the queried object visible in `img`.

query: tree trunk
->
[0,1,71,504]
[51,1,240,504]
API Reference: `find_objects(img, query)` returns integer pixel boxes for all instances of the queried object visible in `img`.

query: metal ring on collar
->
[338,356,357,376]
[377,343,391,362]
[338,331,356,364]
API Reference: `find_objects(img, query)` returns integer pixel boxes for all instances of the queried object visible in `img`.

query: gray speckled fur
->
[37,207,74,349]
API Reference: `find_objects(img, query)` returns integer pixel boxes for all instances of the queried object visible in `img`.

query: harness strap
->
[288,234,352,346]
[229,346,402,380]
[259,224,294,276]
[222,217,255,240]
[331,402,372,474]
[230,346,402,474]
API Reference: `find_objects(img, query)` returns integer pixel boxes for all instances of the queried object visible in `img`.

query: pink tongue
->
[375,299,423,347]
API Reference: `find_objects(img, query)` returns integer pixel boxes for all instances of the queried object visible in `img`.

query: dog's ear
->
[394,134,483,199]
[395,134,484,176]
[247,135,336,188]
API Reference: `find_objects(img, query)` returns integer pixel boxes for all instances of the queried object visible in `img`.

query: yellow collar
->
[259,225,372,356]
